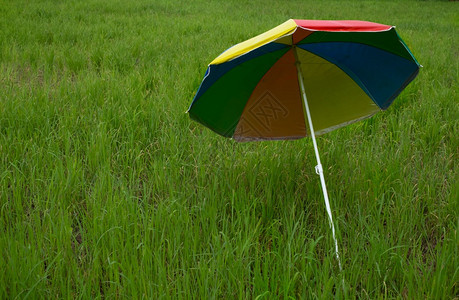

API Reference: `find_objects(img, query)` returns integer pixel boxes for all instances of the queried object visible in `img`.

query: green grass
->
[0,0,457,298]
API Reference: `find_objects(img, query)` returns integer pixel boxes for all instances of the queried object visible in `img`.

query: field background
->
[0,0,457,298]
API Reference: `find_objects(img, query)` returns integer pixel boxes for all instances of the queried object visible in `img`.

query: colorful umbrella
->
[187,19,420,268]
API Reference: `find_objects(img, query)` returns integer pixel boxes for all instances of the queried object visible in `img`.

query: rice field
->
[0,0,457,298]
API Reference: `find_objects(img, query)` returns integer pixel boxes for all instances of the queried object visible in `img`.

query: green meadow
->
[0,0,457,298]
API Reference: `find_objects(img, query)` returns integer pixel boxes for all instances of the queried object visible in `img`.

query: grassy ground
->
[0,0,457,298]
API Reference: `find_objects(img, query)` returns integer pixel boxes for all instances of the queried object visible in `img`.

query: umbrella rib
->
[293,46,343,272]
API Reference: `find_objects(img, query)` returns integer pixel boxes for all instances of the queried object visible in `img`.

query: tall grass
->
[0,0,457,298]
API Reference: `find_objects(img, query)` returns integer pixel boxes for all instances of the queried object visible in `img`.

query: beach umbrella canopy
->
[187,19,420,268]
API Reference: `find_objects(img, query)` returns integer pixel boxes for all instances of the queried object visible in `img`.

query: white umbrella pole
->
[294,47,343,271]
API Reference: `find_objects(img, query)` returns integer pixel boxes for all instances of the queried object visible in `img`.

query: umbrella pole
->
[294,47,343,272]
